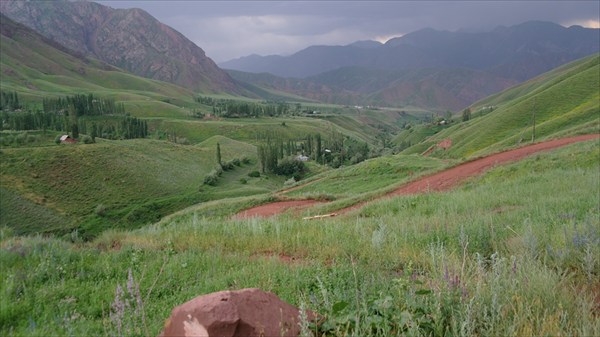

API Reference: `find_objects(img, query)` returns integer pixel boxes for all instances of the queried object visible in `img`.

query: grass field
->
[0,136,285,238]
[1,138,597,336]
[283,154,449,199]
[148,116,377,145]
[400,54,600,159]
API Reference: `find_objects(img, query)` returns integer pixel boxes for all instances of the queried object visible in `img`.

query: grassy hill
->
[1,133,597,336]
[0,14,200,118]
[282,154,448,200]
[400,54,599,158]
[0,136,281,238]
[149,115,383,146]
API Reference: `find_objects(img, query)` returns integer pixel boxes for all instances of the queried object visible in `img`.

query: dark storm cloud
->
[97,1,599,62]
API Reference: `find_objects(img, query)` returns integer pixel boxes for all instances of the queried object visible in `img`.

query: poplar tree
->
[216,142,222,167]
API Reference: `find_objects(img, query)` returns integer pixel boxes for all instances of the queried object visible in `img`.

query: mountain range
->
[220,21,599,111]
[221,21,599,80]
[0,0,239,93]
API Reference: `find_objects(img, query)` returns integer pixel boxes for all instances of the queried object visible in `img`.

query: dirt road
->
[235,134,599,218]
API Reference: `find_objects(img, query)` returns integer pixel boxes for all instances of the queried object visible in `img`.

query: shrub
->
[1,135,14,146]
[95,204,107,217]
[275,157,306,177]
[248,171,260,178]
[82,135,94,144]
[15,132,27,145]
[284,177,296,186]
[54,135,62,144]
[221,161,234,171]
[203,167,223,186]
[239,178,247,184]
[231,158,241,167]
[241,157,251,165]
[26,134,38,143]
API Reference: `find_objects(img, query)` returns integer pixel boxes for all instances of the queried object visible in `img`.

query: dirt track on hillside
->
[233,200,325,219]
[234,134,599,219]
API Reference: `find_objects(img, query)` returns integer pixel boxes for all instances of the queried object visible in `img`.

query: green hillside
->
[149,116,381,146]
[1,134,597,337]
[282,154,448,199]
[0,137,280,238]
[0,14,199,118]
[401,54,599,159]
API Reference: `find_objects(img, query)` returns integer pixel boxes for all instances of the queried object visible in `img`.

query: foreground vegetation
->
[1,139,598,336]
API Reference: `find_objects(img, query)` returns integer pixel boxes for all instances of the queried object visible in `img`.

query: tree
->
[90,122,98,142]
[315,133,322,164]
[68,104,79,139]
[376,132,391,149]
[445,110,453,121]
[462,108,471,122]
[216,142,222,167]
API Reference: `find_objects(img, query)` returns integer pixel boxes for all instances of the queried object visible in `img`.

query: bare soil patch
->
[234,200,324,219]
[339,134,599,214]
[235,134,599,218]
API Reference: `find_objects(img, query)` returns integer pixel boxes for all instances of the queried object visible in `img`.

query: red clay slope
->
[339,134,599,214]
[233,200,324,219]
[235,134,599,219]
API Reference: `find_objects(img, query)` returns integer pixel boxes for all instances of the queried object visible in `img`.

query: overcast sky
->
[97,1,600,63]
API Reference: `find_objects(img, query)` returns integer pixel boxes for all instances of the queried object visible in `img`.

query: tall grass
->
[1,140,598,336]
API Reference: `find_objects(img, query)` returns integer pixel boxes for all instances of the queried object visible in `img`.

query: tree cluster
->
[43,94,125,116]
[256,129,370,175]
[0,91,21,111]
[91,117,148,140]
[196,96,291,118]
[0,92,147,141]
[1,110,64,131]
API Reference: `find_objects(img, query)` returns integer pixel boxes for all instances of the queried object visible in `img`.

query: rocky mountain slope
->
[0,0,240,93]
[0,14,201,117]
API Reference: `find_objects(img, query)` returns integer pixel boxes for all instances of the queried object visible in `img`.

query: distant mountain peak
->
[347,40,383,49]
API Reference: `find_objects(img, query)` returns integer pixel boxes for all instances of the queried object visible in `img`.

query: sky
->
[97,1,600,63]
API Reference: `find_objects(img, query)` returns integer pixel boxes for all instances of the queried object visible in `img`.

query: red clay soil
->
[235,134,599,218]
[339,134,599,214]
[234,200,324,219]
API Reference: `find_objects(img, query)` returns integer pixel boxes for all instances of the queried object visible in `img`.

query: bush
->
[26,134,38,143]
[284,177,296,186]
[203,167,223,186]
[1,135,14,146]
[82,135,94,144]
[241,157,251,165]
[239,178,247,184]
[203,173,218,186]
[15,132,27,145]
[275,157,306,177]
[231,158,241,167]
[221,161,234,171]
[95,204,107,217]
[54,135,62,144]
[248,171,260,178]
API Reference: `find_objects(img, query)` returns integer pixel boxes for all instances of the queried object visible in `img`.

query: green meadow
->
[1,139,598,336]
[399,54,600,159]
[0,135,284,238]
